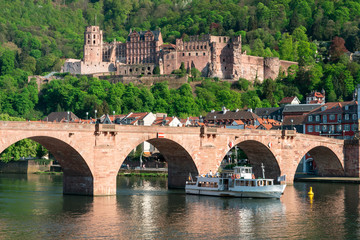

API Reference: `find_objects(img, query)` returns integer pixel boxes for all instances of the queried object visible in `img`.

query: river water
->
[0,174,359,239]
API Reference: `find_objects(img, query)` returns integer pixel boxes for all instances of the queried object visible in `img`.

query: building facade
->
[63,26,297,82]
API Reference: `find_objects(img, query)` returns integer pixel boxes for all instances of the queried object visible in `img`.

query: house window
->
[353,114,357,120]
[345,114,349,120]
[183,53,185,56]
[316,115,320,121]
[329,114,335,120]
[345,105,349,110]
[322,125,327,131]
[345,124,350,131]
[352,124,358,131]
[308,125,313,132]
[337,114,342,122]
[315,125,320,132]
[323,115,327,123]
[337,125,342,131]
[308,116,313,122]
[189,53,191,56]
[330,125,335,132]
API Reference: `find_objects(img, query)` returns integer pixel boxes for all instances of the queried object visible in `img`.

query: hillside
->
[0,0,359,120]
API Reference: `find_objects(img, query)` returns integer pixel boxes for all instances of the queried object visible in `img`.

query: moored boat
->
[185,165,286,199]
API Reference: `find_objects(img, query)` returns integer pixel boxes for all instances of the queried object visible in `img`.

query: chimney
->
[248,108,253,112]
[222,106,227,114]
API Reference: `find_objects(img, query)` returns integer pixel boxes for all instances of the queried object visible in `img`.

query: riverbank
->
[295,175,360,183]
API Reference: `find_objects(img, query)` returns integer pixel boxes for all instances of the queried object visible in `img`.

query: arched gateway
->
[0,121,357,196]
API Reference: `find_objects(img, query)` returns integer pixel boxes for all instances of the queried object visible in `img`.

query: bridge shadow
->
[232,140,280,181]
[300,146,344,176]
[126,138,198,189]
[3,137,94,195]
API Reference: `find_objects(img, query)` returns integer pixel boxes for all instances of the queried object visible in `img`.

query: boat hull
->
[185,185,286,199]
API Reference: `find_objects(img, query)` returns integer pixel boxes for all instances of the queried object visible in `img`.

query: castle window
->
[183,53,185,56]
[203,52,205,56]
[197,46,199,49]
[130,68,133,72]
[148,67,150,70]
[88,40,90,44]
[204,45,207,49]
[225,67,227,70]
[196,53,198,56]
[93,40,96,44]
[186,46,188,50]
[189,53,191,56]
[201,46,203,49]
[223,58,225,62]
[172,55,174,59]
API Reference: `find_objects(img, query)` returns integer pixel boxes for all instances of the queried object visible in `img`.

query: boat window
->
[241,169,245,173]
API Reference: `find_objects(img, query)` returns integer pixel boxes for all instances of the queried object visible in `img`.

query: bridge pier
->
[63,175,94,195]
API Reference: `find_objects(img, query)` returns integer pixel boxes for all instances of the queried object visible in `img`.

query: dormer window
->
[345,105,349,110]
[345,114,349,120]
[308,116,313,122]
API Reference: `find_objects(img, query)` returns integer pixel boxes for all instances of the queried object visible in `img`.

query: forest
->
[0,0,360,160]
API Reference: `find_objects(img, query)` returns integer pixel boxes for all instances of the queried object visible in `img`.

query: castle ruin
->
[62,26,297,82]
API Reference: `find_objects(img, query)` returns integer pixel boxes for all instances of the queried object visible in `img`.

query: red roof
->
[279,97,296,104]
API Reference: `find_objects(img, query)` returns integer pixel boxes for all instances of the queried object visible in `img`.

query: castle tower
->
[84,26,103,63]
[232,35,242,79]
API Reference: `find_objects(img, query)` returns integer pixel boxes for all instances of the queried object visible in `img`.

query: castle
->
[62,26,297,81]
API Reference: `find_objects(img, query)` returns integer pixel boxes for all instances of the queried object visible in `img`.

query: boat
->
[185,164,286,199]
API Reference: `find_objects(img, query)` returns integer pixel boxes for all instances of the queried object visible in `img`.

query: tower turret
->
[84,26,103,63]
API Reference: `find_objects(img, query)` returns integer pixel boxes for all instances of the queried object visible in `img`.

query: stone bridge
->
[0,121,359,196]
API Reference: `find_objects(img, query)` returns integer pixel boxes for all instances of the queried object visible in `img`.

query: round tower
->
[84,26,103,63]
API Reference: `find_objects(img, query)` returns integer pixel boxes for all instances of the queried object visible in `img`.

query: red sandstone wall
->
[239,55,265,81]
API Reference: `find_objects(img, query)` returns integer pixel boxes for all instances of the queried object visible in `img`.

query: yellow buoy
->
[308,186,314,196]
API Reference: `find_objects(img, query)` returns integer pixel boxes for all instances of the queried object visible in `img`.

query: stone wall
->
[238,55,265,81]
[98,74,188,88]
[0,160,51,174]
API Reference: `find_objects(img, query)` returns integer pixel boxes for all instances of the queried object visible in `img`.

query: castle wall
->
[116,63,155,76]
[238,55,265,81]
[98,75,188,89]
[80,62,115,75]
[264,57,280,80]
[280,60,298,75]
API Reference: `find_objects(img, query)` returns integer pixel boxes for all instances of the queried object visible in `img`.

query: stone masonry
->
[62,26,298,82]
[0,121,358,196]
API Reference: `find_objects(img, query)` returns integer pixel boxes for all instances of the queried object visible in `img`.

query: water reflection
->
[0,174,360,239]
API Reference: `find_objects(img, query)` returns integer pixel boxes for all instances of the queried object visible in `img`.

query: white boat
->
[185,165,286,199]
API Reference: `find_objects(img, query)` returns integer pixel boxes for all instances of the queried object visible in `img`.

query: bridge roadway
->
[0,121,359,196]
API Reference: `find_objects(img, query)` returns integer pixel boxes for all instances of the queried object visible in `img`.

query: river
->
[0,174,359,239]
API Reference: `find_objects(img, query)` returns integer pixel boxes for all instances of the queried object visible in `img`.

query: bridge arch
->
[221,139,281,181]
[296,145,345,176]
[117,137,198,188]
[0,136,93,195]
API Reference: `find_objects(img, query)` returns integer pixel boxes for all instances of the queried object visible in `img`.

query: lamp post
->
[94,110,97,122]
[113,111,115,123]
[86,112,88,120]
[67,111,70,122]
